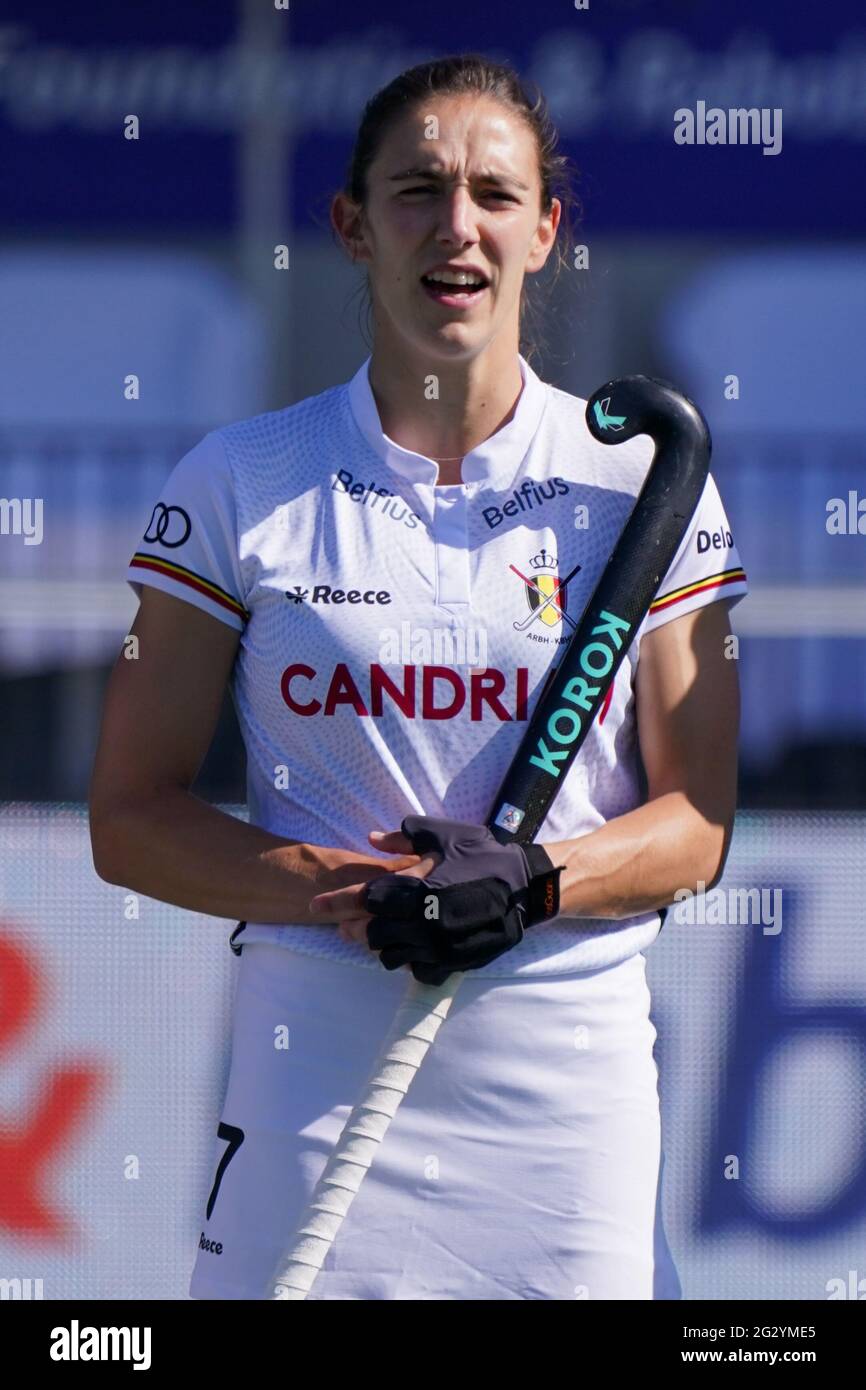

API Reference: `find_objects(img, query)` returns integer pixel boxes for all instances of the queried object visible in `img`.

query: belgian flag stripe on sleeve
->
[129,553,249,621]
[649,567,747,615]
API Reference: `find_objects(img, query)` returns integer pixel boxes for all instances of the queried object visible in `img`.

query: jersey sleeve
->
[126,430,248,631]
[640,471,747,636]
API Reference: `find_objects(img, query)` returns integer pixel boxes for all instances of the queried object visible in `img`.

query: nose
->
[434,185,480,246]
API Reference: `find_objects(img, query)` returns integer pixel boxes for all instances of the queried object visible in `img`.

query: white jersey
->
[127,354,747,977]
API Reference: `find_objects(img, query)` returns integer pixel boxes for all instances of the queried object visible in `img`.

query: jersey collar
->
[346,353,548,487]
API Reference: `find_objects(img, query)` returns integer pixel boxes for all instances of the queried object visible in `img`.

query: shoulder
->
[215,381,349,468]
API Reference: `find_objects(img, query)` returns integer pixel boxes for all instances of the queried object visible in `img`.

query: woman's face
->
[334,94,560,365]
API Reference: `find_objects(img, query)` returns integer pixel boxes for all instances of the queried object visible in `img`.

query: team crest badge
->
[510,549,580,633]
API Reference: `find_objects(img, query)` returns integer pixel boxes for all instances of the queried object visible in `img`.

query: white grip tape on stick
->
[272,973,463,1300]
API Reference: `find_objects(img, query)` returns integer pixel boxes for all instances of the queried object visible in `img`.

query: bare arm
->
[88,588,419,924]
[546,599,740,917]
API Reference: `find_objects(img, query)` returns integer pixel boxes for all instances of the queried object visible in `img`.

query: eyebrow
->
[387,165,530,191]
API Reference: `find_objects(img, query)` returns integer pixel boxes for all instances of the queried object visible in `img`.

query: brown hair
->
[333,52,583,370]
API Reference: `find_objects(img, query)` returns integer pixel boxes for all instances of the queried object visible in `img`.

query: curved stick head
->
[585,374,711,459]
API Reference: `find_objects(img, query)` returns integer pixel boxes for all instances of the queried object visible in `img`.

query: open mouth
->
[420,272,490,305]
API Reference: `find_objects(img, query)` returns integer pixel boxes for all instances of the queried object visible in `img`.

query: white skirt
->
[189,942,682,1301]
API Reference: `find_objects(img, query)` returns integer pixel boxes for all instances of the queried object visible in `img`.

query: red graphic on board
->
[0,931,106,1238]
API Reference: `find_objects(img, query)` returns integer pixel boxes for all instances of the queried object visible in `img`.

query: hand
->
[307,833,439,972]
[310,833,450,983]
[304,839,428,928]
[310,818,562,982]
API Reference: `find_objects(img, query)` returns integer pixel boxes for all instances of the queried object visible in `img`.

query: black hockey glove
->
[362,816,562,985]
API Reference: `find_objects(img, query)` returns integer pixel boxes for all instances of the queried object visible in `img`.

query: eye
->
[398,185,518,202]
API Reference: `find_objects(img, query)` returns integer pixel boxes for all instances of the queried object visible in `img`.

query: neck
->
[368,340,524,486]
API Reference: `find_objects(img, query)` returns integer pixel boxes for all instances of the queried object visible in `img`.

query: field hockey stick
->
[271,374,711,1299]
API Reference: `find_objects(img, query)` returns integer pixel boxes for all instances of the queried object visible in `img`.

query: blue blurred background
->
[0,0,864,1302]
